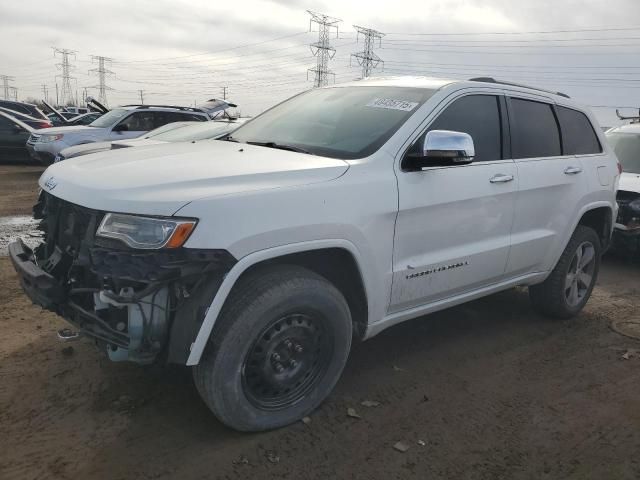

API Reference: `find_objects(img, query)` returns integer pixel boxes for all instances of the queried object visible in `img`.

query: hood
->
[60,141,113,159]
[34,125,98,135]
[39,141,349,216]
[111,138,167,148]
[619,171,640,194]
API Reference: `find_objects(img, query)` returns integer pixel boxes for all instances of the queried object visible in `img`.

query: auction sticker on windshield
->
[366,98,419,111]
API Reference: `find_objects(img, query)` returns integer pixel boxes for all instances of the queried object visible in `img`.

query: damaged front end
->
[9,192,235,364]
[613,190,640,253]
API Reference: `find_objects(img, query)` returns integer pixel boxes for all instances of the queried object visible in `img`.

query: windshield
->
[152,121,239,142]
[230,86,437,159]
[606,131,640,174]
[89,108,129,128]
[143,122,194,138]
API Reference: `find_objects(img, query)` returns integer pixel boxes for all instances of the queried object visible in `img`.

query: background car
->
[0,110,34,163]
[26,105,213,165]
[0,107,52,129]
[606,123,640,253]
[56,118,247,161]
[0,100,49,122]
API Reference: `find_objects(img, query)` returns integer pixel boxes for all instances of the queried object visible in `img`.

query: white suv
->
[10,76,619,431]
[25,101,231,164]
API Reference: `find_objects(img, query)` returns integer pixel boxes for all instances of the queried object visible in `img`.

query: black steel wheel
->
[242,312,333,410]
[193,265,352,432]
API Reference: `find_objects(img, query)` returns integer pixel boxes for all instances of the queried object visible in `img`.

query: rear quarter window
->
[556,106,602,155]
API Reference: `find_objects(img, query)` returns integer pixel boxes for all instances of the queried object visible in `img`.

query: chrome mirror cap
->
[423,130,475,164]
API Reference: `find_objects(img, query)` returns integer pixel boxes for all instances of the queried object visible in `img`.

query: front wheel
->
[193,265,352,432]
[529,225,601,319]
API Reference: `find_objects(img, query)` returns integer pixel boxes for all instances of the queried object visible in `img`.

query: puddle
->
[0,216,43,255]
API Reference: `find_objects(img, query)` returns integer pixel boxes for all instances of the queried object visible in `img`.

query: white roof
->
[332,75,574,103]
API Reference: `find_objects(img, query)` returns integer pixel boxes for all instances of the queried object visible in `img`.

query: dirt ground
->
[0,165,45,216]
[1,164,640,480]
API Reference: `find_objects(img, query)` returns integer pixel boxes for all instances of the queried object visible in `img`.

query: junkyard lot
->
[1,164,639,479]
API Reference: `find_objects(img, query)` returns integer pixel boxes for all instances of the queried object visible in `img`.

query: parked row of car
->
[0,98,243,164]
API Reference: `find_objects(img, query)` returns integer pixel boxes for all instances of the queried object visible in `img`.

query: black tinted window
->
[410,95,502,162]
[510,98,561,158]
[118,111,159,131]
[557,106,601,155]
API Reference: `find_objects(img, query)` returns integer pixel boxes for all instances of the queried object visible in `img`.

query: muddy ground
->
[1,164,640,480]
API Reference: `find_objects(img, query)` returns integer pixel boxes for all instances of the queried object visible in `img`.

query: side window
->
[172,112,206,122]
[510,98,561,159]
[116,111,157,131]
[556,106,602,155]
[0,116,12,129]
[407,95,503,163]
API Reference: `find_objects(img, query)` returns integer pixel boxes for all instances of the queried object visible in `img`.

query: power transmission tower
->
[351,25,385,78]
[82,87,89,103]
[221,86,228,100]
[1,75,14,100]
[306,10,341,87]
[138,89,145,104]
[41,84,49,103]
[53,48,77,106]
[89,55,114,106]
[9,86,18,101]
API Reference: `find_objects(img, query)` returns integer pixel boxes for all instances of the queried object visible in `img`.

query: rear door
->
[505,96,588,276]
[0,115,30,161]
[390,93,518,312]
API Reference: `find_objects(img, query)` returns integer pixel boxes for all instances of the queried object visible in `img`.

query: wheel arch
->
[185,239,370,366]
[576,204,613,250]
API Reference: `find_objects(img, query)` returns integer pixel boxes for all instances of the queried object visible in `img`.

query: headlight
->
[97,213,197,249]
[629,198,640,214]
[39,134,64,143]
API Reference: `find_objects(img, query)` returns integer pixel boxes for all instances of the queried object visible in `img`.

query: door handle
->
[490,174,514,183]
[564,166,583,175]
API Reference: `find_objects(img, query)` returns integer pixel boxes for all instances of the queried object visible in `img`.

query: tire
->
[193,264,352,432]
[529,225,601,319]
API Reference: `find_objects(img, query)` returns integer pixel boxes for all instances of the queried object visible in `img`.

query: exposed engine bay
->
[11,192,235,364]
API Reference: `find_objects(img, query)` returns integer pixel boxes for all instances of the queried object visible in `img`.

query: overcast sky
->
[1,0,639,125]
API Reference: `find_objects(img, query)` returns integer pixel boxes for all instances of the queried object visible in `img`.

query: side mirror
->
[405,130,475,170]
[113,123,128,133]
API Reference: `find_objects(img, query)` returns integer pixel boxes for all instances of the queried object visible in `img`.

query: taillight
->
[618,162,623,175]
[39,122,52,129]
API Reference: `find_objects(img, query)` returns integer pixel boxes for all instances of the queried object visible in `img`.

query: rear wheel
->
[193,265,352,431]
[529,225,601,318]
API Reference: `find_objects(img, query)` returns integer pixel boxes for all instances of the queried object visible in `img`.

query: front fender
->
[185,239,371,366]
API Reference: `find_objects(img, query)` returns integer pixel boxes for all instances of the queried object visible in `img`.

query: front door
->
[390,93,517,313]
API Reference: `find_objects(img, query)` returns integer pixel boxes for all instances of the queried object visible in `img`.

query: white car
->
[26,100,235,164]
[10,76,619,432]
[605,123,640,252]
[55,119,247,161]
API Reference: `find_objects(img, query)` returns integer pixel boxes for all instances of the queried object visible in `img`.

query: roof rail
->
[120,104,206,113]
[468,77,570,99]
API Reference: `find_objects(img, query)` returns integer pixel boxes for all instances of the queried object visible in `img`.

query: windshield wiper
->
[246,141,312,155]
[221,134,239,143]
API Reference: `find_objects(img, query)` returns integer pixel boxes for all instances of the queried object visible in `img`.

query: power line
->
[53,47,76,106]
[307,10,341,87]
[384,25,640,36]
[89,55,114,106]
[351,25,384,78]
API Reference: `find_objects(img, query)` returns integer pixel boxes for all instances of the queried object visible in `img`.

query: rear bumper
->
[8,239,64,309]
